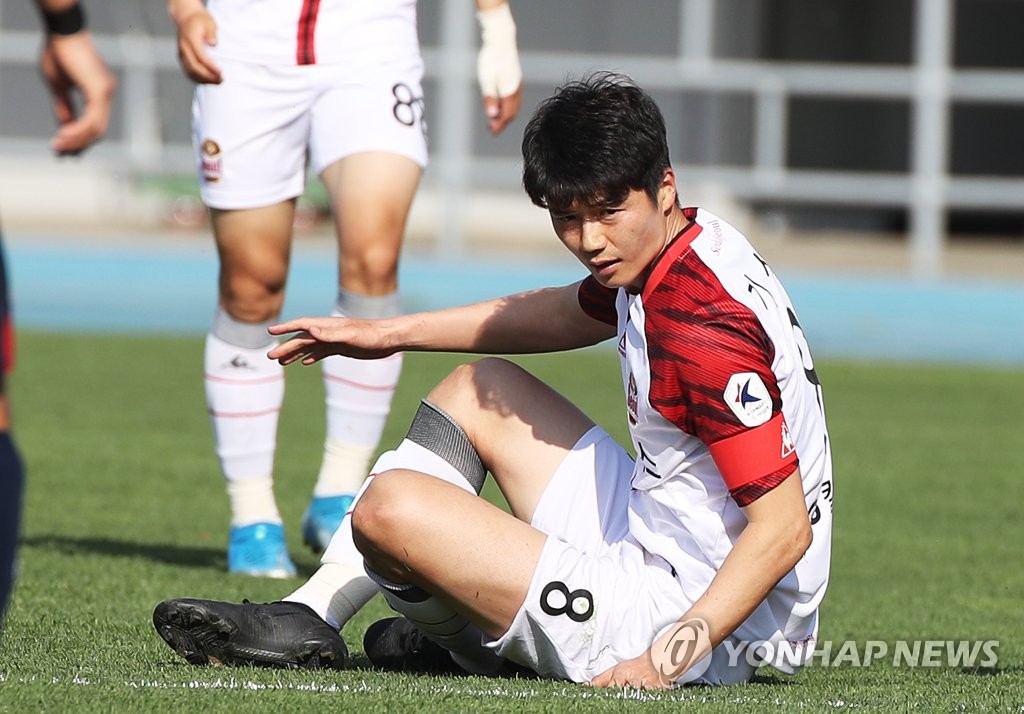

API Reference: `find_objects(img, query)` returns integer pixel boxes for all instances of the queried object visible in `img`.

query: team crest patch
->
[201,138,222,183]
[724,372,772,427]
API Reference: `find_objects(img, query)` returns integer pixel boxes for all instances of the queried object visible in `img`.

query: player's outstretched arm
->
[168,0,222,84]
[474,0,523,135]
[589,472,813,689]
[268,283,615,366]
[35,0,116,155]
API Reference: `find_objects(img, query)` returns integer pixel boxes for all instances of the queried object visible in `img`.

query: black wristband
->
[43,3,86,36]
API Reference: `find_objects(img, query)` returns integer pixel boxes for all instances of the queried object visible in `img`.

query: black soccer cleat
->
[362,617,464,675]
[153,598,348,670]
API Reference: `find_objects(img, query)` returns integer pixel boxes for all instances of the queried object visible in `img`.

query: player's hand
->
[588,654,671,690]
[480,82,522,136]
[40,32,116,156]
[476,2,522,135]
[267,317,399,365]
[174,9,222,84]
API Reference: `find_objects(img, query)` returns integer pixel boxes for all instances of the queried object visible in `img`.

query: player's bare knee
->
[220,277,286,323]
[220,299,281,325]
[428,358,516,419]
[351,470,422,548]
[339,244,401,292]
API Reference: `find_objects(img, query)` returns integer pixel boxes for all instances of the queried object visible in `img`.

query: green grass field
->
[1,331,1022,712]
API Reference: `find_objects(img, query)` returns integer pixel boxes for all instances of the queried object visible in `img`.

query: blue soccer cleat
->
[301,494,355,553]
[227,523,297,578]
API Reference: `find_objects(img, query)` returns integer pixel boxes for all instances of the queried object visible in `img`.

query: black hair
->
[521,71,672,211]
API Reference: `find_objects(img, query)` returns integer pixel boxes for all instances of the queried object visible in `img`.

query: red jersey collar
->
[641,207,702,301]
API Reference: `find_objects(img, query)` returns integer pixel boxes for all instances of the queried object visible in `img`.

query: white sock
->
[204,311,284,526]
[315,290,403,497]
[290,400,486,629]
[370,574,506,676]
[226,476,282,528]
[287,443,449,629]
[312,438,377,498]
[285,561,378,630]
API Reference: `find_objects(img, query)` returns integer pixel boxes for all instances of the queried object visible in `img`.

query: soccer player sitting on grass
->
[153,71,833,687]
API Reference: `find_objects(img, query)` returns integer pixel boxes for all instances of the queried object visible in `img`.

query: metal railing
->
[2,0,1022,277]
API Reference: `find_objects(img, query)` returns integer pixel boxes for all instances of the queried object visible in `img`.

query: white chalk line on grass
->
[0,672,866,708]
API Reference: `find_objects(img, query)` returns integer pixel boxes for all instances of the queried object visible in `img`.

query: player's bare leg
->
[204,201,297,577]
[352,358,596,673]
[300,152,422,553]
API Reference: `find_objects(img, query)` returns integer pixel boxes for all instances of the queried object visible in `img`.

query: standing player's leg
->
[191,60,314,577]
[298,57,427,553]
[205,204,297,578]
[0,238,24,626]
[300,151,422,553]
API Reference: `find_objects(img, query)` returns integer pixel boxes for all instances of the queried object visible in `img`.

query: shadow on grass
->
[959,665,1024,676]
[20,534,224,571]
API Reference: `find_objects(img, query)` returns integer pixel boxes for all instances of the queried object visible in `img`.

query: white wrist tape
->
[476,3,522,98]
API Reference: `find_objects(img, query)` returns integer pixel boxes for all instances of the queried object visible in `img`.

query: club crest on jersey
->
[780,418,796,458]
[724,372,772,427]
[626,373,639,425]
[201,138,222,183]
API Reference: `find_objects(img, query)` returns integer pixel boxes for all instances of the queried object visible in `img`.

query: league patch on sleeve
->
[724,372,773,427]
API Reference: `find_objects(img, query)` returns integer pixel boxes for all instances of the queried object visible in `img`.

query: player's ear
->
[658,168,678,213]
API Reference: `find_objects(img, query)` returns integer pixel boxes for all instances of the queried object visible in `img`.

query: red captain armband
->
[708,413,798,495]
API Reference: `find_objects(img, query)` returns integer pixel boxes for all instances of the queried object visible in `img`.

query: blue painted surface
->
[6,236,1023,367]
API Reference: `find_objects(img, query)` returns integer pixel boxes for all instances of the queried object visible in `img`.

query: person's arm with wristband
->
[474,0,523,135]
[34,0,117,155]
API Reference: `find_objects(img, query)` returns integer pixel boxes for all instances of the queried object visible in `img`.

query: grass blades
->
[1,331,1022,711]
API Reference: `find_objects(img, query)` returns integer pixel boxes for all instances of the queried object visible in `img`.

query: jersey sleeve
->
[645,253,797,506]
[577,275,618,326]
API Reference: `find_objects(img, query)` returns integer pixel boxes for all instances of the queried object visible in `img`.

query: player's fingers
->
[588,667,614,687]
[191,50,222,84]
[482,95,505,135]
[267,319,321,336]
[50,88,75,125]
[196,19,223,82]
[267,335,314,358]
[482,83,523,135]
[53,91,113,155]
[297,344,333,366]
[51,118,97,155]
[482,95,500,121]
[179,42,221,84]
[178,17,221,84]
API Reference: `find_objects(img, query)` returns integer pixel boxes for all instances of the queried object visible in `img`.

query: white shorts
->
[489,427,756,686]
[192,55,428,210]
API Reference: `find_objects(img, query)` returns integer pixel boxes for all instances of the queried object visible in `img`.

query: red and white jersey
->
[205,0,420,66]
[578,207,833,670]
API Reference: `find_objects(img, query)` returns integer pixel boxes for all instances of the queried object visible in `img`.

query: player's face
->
[549,174,678,293]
